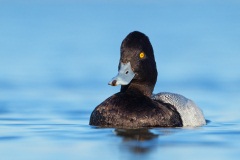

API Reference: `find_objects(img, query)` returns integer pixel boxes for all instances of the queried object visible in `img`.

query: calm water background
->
[1,0,240,159]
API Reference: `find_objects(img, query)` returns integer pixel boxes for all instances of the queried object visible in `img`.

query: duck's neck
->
[120,82,154,97]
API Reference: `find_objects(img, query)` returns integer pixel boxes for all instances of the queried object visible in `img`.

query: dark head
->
[109,31,158,97]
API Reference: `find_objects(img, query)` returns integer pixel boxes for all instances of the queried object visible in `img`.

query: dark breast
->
[89,92,182,128]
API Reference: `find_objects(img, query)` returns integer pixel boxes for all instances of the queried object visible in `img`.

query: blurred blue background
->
[0,0,240,160]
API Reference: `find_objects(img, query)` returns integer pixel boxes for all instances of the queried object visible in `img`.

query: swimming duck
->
[89,31,206,128]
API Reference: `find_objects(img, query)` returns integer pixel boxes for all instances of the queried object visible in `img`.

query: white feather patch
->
[152,92,206,127]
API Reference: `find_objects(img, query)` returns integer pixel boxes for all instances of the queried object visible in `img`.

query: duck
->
[89,31,206,128]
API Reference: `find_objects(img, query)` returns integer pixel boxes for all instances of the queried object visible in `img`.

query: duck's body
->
[89,31,206,128]
[90,91,183,128]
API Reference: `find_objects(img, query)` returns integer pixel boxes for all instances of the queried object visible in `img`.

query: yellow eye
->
[139,52,145,59]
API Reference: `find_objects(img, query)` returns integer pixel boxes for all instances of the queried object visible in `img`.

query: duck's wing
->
[152,92,206,127]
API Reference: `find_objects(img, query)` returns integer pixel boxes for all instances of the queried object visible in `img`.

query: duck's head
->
[109,31,158,97]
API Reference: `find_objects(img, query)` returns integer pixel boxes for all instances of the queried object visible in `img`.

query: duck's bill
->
[108,62,135,86]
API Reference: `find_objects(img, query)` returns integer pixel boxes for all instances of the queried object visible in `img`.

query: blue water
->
[1,1,240,159]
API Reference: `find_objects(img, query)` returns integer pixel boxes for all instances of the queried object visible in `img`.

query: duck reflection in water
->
[114,128,173,154]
